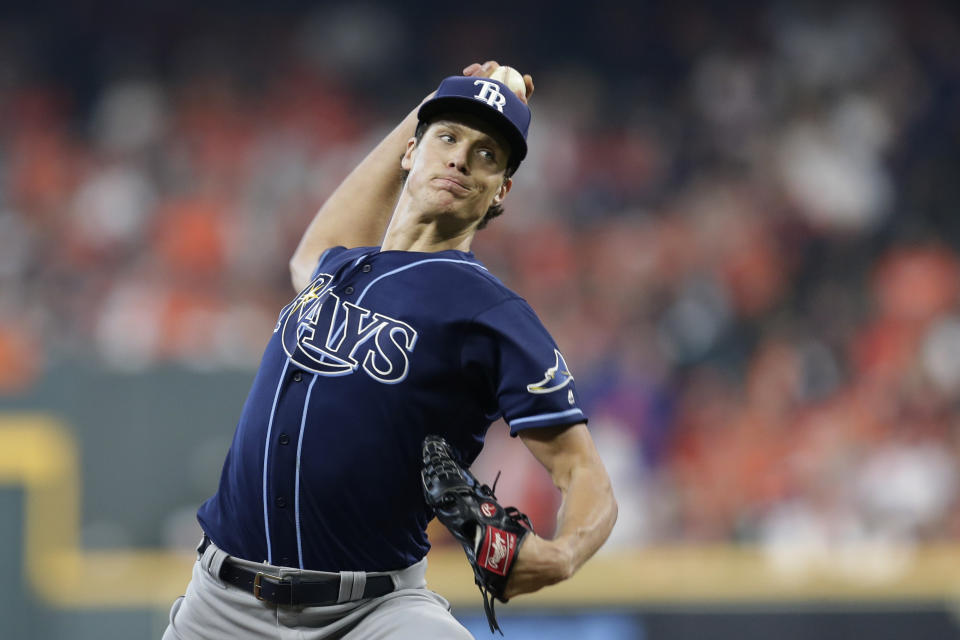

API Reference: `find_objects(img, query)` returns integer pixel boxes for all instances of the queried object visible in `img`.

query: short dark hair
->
[402,119,515,230]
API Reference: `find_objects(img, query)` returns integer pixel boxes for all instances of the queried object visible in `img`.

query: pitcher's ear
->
[401,137,418,171]
[492,177,513,206]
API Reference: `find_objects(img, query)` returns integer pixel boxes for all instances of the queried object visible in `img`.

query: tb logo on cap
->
[473,79,507,112]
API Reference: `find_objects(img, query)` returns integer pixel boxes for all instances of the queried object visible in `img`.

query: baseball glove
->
[421,435,533,634]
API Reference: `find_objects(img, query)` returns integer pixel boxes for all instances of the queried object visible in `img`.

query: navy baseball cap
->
[418,75,531,172]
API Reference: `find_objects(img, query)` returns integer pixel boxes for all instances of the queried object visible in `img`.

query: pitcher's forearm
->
[289,101,424,289]
[552,459,618,576]
[501,455,617,600]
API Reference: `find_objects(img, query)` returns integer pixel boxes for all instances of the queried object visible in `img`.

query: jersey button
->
[361,264,372,273]
[275,497,286,508]
[344,286,354,295]
[292,371,302,382]
[278,433,290,445]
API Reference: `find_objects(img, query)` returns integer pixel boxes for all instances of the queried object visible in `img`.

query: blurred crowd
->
[2,0,960,561]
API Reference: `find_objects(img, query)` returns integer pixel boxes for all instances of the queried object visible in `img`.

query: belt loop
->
[337,571,366,603]
[200,540,230,587]
[337,571,354,604]
[349,572,366,601]
[199,539,216,571]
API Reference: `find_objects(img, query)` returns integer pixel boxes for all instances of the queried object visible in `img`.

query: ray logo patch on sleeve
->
[526,349,574,394]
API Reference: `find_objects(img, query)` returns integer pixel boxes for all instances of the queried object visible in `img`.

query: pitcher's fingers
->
[480,60,500,77]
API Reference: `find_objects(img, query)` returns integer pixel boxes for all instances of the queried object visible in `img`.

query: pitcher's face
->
[401,115,513,228]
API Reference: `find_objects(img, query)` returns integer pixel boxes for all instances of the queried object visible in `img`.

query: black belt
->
[198,536,395,606]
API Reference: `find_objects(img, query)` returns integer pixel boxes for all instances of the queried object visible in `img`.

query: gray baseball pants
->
[162,538,473,639]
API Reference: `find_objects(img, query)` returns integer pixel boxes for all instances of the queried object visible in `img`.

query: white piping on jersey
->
[509,407,584,427]
[262,359,290,564]
[325,256,489,352]
[355,256,488,306]
[295,373,318,569]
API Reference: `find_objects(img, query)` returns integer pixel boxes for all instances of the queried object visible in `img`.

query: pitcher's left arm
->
[505,423,617,599]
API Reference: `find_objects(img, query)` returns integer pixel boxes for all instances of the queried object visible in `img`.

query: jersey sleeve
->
[462,298,588,435]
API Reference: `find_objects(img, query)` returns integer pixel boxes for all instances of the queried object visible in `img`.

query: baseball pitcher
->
[162,61,617,639]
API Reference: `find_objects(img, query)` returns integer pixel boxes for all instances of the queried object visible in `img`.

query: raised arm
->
[506,423,617,599]
[288,98,426,291]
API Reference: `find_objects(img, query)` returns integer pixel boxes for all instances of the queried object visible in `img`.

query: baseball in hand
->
[489,66,527,98]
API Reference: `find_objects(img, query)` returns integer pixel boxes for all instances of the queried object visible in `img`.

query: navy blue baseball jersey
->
[197,246,587,572]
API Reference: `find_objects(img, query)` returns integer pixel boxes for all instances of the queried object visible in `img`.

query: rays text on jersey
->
[277,272,419,383]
